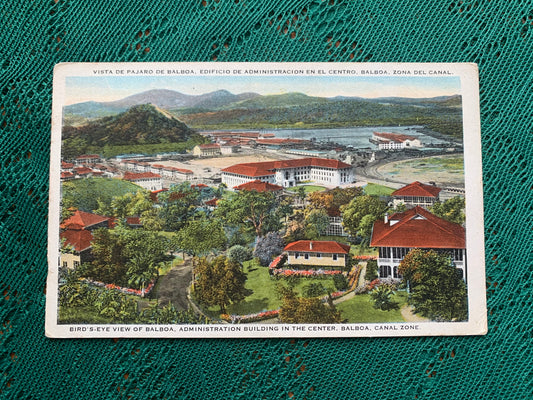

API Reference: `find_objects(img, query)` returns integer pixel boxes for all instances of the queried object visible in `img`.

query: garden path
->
[400,305,430,322]
[156,258,193,311]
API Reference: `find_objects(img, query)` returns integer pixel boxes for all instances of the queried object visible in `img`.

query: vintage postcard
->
[46,62,486,338]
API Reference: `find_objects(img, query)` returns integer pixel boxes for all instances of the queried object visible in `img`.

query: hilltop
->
[62,104,203,158]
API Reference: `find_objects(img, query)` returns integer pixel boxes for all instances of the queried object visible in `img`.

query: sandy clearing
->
[376,154,464,187]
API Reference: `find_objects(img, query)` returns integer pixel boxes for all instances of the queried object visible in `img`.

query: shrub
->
[333,274,349,291]
[227,245,253,264]
[365,259,378,281]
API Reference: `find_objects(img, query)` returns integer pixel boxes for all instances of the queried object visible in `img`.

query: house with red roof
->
[60,211,110,269]
[372,132,422,150]
[283,240,351,269]
[123,171,163,191]
[391,181,442,209]
[221,157,353,189]
[370,206,466,280]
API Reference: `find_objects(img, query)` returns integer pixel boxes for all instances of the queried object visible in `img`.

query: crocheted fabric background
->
[0,1,531,399]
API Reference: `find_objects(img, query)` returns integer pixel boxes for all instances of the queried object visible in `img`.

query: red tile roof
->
[198,144,220,149]
[61,161,74,169]
[284,240,351,254]
[233,180,284,192]
[373,132,417,142]
[222,157,352,177]
[74,167,93,175]
[205,198,219,206]
[126,216,142,226]
[392,181,442,198]
[370,206,465,249]
[61,211,109,230]
[123,172,161,180]
[61,172,75,179]
[60,229,94,252]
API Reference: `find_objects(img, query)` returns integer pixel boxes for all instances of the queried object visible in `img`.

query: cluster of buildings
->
[199,131,308,151]
[371,181,466,280]
[61,154,199,192]
[270,181,466,282]
[60,156,117,180]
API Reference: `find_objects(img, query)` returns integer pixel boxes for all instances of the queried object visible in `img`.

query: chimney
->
[310,241,313,250]
[384,213,389,224]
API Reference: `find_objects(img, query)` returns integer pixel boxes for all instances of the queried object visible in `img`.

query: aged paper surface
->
[46,62,486,338]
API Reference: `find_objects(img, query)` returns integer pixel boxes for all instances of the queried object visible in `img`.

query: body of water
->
[273,126,450,149]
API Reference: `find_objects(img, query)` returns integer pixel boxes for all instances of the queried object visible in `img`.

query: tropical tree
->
[278,285,341,324]
[307,186,363,215]
[253,232,285,266]
[304,208,330,240]
[214,190,290,238]
[173,217,226,257]
[157,183,202,231]
[369,284,400,311]
[341,195,388,243]
[284,211,306,243]
[398,249,467,321]
[193,256,248,313]
[430,196,465,225]
[226,245,253,265]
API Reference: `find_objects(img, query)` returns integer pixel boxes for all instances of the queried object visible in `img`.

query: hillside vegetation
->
[62,104,204,158]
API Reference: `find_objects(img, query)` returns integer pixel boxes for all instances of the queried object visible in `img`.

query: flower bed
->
[221,309,280,324]
[268,254,286,269]
[83,279,156,297]
[271,268,343,277]
[353,255,378,261]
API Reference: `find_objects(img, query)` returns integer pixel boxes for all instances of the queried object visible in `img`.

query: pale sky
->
[64,75,461,105]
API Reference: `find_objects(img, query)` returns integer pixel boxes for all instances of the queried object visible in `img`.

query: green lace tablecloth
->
[1,1,531,398]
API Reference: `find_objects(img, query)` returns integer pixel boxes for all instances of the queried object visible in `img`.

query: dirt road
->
[156,259,193,311]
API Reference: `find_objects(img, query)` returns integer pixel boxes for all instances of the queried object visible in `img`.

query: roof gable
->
[61,211,109,230]
[370,206,465,249]
[392,181,442,197]
[60,229,94,252]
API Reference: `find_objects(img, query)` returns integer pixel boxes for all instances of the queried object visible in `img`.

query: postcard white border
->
[46,62,486,338]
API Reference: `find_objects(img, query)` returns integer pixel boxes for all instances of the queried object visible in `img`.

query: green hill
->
[62,104,202,158]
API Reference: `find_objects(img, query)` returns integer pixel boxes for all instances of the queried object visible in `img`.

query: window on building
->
[379,265,391,278]
[332,254,338,261]
[74,261,80,268]
[62,261,68,268]
[304,253,309,260]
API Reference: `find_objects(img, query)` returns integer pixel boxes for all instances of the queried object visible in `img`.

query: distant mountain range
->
[63,89,463,138]
[64,89,461,119]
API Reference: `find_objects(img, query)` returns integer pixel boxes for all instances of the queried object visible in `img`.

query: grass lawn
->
[204,260,337,317]
[336,292,408,323]
[364,183,395,196]
[351,245,379,257]
[287,185,326,193]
